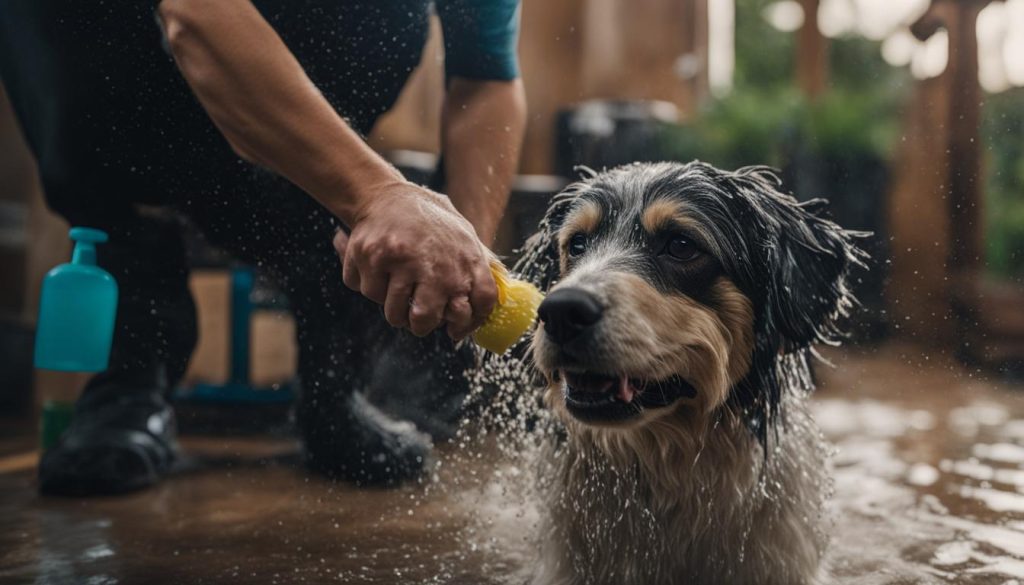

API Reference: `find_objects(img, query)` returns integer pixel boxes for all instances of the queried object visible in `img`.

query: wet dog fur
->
[514,161,865,585]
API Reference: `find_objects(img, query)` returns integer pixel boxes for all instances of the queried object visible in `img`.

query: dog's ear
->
[512,183,585,291]
[769,199,865,348]
[729,167,867,350]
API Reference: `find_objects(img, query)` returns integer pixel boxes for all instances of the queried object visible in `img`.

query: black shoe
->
[38,391,179,496]
[302,392,432,487]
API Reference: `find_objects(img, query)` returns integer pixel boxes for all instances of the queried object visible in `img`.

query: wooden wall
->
[0,85,66,326]
[370,0,709,174]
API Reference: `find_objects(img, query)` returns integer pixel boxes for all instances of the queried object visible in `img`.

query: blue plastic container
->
[34,227,118,372]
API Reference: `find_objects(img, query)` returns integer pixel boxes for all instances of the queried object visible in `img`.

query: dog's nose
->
[538,287,603,344]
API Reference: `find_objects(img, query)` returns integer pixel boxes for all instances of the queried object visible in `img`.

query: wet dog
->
[516,161,865,585]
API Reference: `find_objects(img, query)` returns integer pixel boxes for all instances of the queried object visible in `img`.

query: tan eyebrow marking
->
[559,199,603,246]
[641,198,721,257]
[642,199,692,233]
[568,199,603,232]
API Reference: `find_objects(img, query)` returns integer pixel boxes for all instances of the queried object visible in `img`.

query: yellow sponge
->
[472,260,544,354]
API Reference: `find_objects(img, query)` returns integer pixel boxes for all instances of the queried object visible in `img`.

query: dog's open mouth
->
[560,370,696,423]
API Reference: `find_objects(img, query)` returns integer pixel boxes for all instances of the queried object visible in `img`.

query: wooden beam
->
[796,0,827,99]
[911,0,991,280]
[944,0,986,279]
[888,0,994,349]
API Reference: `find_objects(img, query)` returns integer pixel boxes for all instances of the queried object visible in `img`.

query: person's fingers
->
[467,262,499,331]
[383,280,414,329]
[332,230,349,257]
[334,231,360,291]
[408,284,447,337]
[359,273,389,305]
[342,259,361,292]
[443,295,474,341]
[341,241,362,293]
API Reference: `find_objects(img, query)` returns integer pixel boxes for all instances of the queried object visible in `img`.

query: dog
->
[514,161,865,585]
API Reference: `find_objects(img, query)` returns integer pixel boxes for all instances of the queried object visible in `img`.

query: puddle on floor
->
[816,346,1024,585]
[1,343,1022,584]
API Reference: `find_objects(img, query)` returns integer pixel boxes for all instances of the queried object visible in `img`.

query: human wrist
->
[320,155,407,227]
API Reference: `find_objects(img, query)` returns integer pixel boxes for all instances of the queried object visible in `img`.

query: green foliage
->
[983,89,1024,278]
[798,89,899,162]
[660,89,801,169]
[666,0,1023,279]
[732,0,794,90]
[660,85,899,173]
[663,0,907,171]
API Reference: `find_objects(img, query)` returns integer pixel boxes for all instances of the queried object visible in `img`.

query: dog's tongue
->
[617,375,636,403]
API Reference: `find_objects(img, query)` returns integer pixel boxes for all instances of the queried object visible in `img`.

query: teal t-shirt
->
[435,0,521,80]
[161,0,521,82]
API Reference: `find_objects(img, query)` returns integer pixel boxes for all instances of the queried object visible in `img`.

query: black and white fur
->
[514,161,866,585]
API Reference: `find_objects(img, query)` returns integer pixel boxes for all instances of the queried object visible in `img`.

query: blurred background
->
[1,1,1024,583]
[1,0,1022,421]
[378,0,1024,371]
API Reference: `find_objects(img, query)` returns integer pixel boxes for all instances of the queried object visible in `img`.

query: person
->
[0,0,525,495]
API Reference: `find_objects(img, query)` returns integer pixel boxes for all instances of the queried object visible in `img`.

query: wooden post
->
[911,0,989,281]
[913,0,990,325]
[796,0,827,99]
[888,0,993,349]
[946,2,985,282]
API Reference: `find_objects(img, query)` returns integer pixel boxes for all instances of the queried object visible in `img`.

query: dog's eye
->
[664,236,701,261]
[568,233,588,257]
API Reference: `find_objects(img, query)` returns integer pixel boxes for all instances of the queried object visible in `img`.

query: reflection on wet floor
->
[0,440,529,584]
[817,345,1024,585]
[1,343,1022,584]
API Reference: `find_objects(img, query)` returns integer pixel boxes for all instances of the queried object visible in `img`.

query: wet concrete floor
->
[1,342,1023,584]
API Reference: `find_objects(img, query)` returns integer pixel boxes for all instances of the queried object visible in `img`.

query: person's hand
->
[332,181,498,340]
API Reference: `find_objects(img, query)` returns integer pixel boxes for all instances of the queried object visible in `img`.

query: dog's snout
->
[538,288,604,344]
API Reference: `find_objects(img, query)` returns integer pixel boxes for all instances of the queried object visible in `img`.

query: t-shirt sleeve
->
[435,0,521,81]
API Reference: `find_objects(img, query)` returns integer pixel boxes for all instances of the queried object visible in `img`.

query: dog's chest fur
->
[533,392,829,585]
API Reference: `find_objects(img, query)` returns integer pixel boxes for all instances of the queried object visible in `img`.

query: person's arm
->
[156,0,496,338]
[433,0,525,246]
[441,78,527,246]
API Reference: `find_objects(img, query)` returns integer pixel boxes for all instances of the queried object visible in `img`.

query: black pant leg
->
[77,212,198,409]
[1,0,467,450]
[0,1,205,401]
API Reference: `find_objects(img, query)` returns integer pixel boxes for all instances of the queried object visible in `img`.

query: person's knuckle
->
[342,271,357,289]
[397,241,417,259]
[347,230,364,247]
[455,300,472,317]
[364,244,387,268]
[382,234,410,257]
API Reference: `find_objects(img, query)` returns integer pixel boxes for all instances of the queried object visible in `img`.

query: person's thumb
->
[332,230,350,258]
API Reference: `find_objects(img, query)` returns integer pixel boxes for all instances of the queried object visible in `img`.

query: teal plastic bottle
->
[34,227,118,372]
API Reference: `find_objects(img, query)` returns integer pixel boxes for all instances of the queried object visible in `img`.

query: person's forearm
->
[156,0,402,225]
[441,78,526,246]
